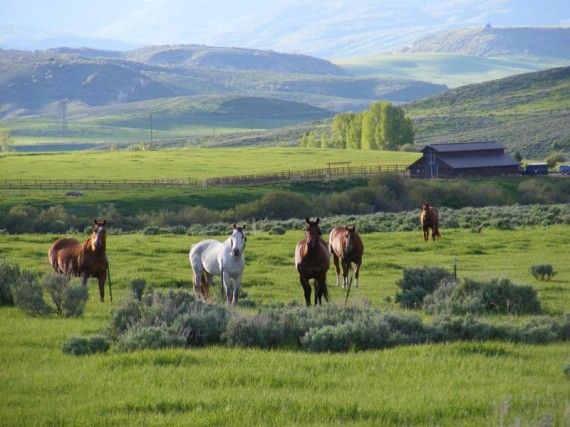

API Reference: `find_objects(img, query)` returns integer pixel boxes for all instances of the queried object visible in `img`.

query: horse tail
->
[322,280,329,303]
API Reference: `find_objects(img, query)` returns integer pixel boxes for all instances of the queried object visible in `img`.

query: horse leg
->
[300,275,312,307]
[222,272,233,305]
[97,274,106,303]
[423,226,429,241]
[317,274,329,305]
[332,254,341,286]
[341,260,350,288]
[231,275,242,305]
[353,259,362,289]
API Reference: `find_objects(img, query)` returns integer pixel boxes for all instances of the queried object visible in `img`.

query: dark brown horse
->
[294,217,330,306]
[329,225,364,289]
[420,202,441,241]
[48,219,109,302]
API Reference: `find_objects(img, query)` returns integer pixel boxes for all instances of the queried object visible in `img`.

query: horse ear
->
[102,219,107,226]
[306,217,311,224]
[316,217,320,224]
[242,223,246,230]
[93,219,98,226]
[233,223,237,229]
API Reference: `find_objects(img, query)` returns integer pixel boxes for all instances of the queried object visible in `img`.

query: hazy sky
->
[1,0,569,55]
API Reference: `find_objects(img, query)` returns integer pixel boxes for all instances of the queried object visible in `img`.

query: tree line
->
[300,101,415,150]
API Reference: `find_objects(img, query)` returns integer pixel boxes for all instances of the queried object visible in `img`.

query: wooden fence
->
[0,165,409,191]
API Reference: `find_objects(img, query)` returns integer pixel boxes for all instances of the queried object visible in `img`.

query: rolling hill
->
[0,46,445,117]
[403,66,570,158]
[400,26,570,59]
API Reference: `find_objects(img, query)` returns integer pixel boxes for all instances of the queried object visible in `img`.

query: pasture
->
[1,224,569,425]
[0,148,419,181]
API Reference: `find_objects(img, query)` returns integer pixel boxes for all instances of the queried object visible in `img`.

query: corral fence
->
[0,164,409,191]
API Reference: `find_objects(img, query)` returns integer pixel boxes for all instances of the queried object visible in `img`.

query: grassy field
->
[1,224,569,425]
[0,148,419,181]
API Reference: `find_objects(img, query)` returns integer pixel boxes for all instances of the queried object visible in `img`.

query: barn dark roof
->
[423,142,506,153]
[439,153,520,169]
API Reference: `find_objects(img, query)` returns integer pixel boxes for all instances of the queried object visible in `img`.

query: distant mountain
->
[0,46,446,118]
[50,45,351,76]
[401,26,570,59]
[2,0,569,58]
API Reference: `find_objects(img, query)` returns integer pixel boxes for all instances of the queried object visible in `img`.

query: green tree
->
[378,101,415,150]
[346,113,362,149]
[361,110,378,150]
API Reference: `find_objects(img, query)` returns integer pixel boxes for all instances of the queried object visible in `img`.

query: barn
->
[408,142,520,178]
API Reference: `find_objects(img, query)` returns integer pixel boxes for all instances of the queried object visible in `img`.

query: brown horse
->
[294,217,330,306]
[420,202,441,241]
[329,225,364,289]
[48,219,109,302]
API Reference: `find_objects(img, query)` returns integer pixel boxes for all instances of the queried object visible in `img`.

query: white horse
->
[189,224,246,305]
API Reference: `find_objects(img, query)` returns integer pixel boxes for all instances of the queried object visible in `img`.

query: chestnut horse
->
[329,225,364,289]
[294,217,329,306]
[48,219,109,302]
[420,202,441,241]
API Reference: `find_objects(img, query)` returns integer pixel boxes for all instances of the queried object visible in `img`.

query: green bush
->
[130,278,146,301]
[43,274,88,317]
[62,335,111,356]
[117,326,187,352]
[529,264,556,281]
[62,336,90,356]
[11,271,52,317]
[61,284,89,317]
[426,277,541,315]
[395,266,454,309]
[0,259,19,306]
[109,289,229,350]
[223,313,285,349]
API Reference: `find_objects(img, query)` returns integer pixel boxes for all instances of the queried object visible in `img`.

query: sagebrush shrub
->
[130,278,146,301]
[0,260,19,306]
[11,270,52,317]
[62,336,90,356]
[109,289,228,350]
[529,264,556,281]
[62,284,89,317]
[426,277,541,315]
[395,266,454,309]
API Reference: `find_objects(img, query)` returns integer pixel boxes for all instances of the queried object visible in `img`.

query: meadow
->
[1,224,569,425]
[0,148,418,181]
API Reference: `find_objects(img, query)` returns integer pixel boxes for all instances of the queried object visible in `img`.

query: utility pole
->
[59,99,68,138]
[149,112,153,145]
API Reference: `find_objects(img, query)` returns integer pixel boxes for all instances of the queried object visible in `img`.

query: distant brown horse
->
[294,217,330,306]
[420,202,441,241]
[329,225,364,289]
[48,219,109,302]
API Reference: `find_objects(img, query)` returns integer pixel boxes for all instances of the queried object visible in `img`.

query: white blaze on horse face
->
[92,224,106,250]
[230,228,246,256]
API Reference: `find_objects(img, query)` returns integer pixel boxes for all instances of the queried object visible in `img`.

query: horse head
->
[91,219,107,251]
[230,223,247,256]
[304,217,322,249]
[344,226,356,255]
[422,202,431,220]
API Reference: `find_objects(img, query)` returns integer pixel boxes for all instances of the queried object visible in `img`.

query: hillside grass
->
[332,52,570,88]
[0,225,569,425]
